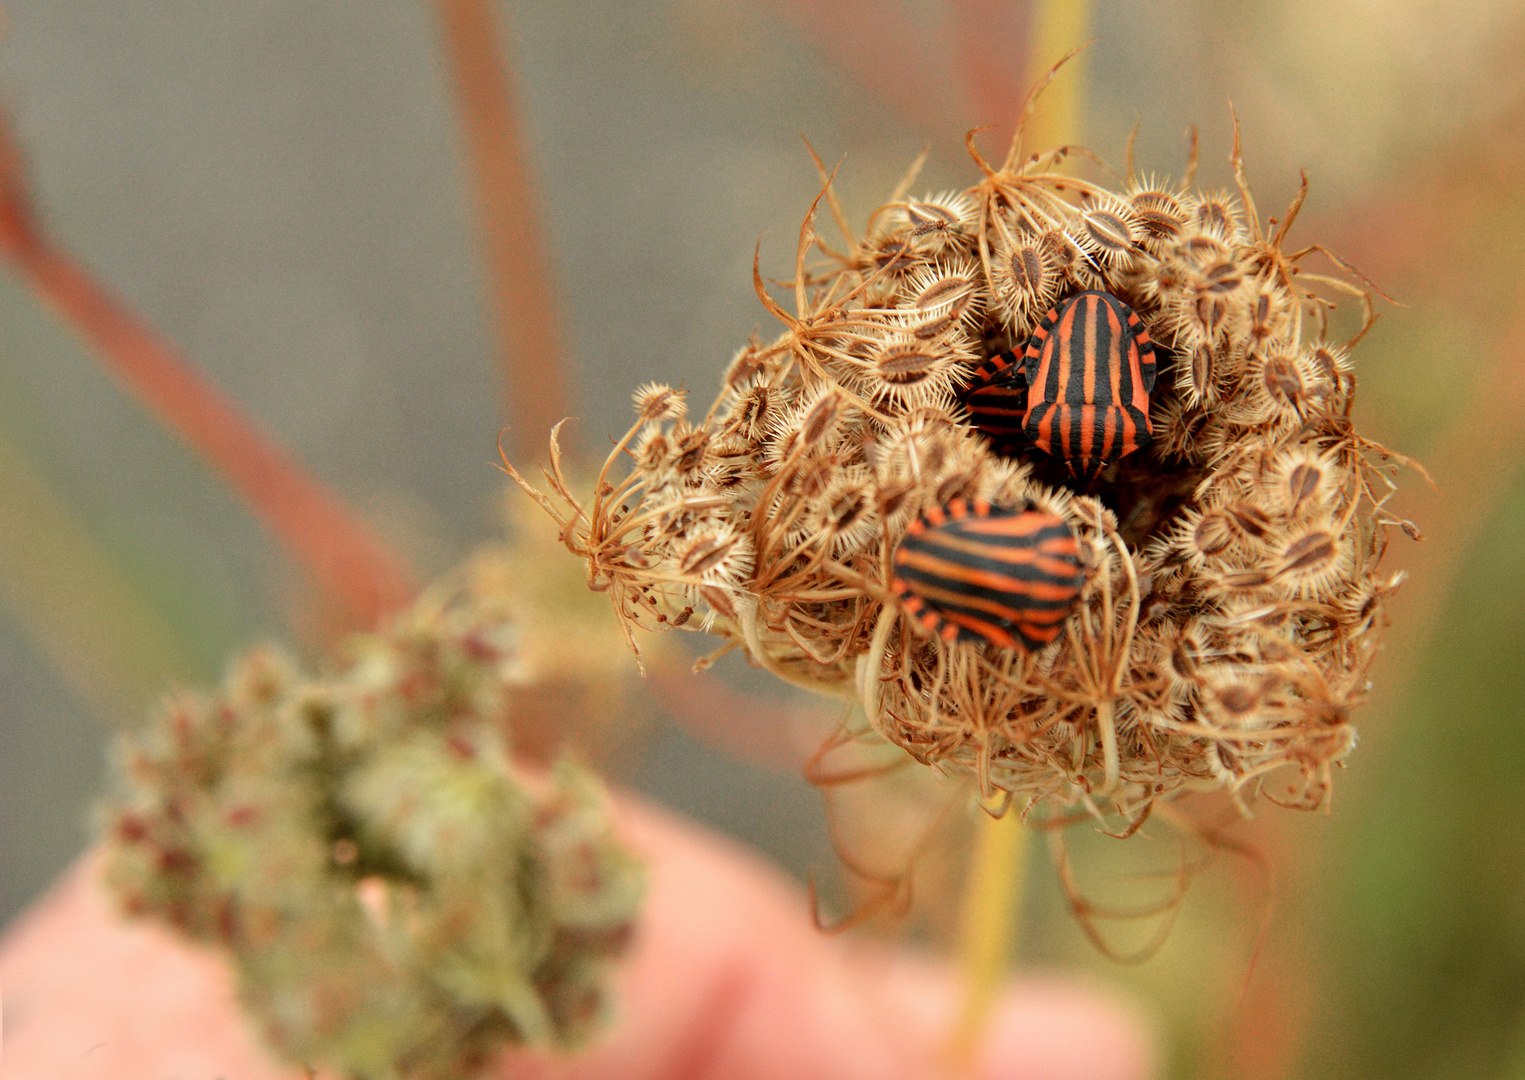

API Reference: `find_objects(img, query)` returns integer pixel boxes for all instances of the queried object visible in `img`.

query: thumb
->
[500,797,1156,1080]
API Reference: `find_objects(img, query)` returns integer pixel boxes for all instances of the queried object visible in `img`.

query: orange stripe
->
[957,514,1056,538]
[940,611,1020,648]
[939,610,1020,649]
[1082,294,1098,411]
[1020,621,1064,643]
[896,553,1081,602]
[1036,403,1055,452]
[1056,300,1080,416]
[1128,340,1148,413]
[899,540,1081,578]
[1106,301,1124,409]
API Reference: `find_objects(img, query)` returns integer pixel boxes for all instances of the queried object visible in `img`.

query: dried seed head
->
[1076,200,1144,267]
[1274,528,1350,598]
[1262,352,1306,411]
[871,341,947,384]
[1127,181,1189,248]
[898,191,976,250]
[635,427,671,472]
[1211,679,1268,723]
[1191,190,1243,240]
[991,231,1063,327]
[723,341,769,389]
[813,470,881,555]
[801,388,848,446]
[864,335,971,408]
[1271,448,1339,517]
[1308,340,1353,381]
[899,260,984,333]
[1246,287,1291,346]
[723,382,785,443]
[861,233,926,281]
[1224,503,1277,545]
[1180,508,1236,564]
[533,120,1407,830]
[670,424,711,476]
[1172,342,1222,407]
[633,382,686,423]
[677,527,754,585]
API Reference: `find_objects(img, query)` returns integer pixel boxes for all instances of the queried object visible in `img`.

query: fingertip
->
[976,976,1157,1080]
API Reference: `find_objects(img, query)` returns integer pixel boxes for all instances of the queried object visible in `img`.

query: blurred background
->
[2,1,1524,1077]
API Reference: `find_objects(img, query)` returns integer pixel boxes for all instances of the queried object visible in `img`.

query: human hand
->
[0,797,1153,1080]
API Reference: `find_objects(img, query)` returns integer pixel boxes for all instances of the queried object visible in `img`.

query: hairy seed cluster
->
[103,566,644,1079]
[513,119,1414,826]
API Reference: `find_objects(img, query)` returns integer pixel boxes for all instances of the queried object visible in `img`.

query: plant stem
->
[947,808,1030,1069]
[432,0,571,464]
[945,0,1090,1066]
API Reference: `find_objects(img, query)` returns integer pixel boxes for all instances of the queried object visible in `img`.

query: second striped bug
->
[891,499,1084,652]
[962,348,1028,448]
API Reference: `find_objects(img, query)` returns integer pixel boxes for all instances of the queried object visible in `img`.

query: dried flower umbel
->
[509,96,1416,831]
[103,568,644,1080]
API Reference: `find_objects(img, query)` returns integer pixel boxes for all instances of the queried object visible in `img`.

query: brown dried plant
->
[504,63,1417,836]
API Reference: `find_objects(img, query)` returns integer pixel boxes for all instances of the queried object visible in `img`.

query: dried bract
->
[104,567,644,1079]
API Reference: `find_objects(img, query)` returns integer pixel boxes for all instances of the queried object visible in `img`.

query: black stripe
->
[902,582,1085,625]
[1025,308,1057,386]
[1123,404,1151,448]
[1061,299,1085,405]
[1136,332,1157,394]
[896,566,1079,611]
[1101,295,1123,407]
[1023,400,1054,450]
[897,538,1078,585]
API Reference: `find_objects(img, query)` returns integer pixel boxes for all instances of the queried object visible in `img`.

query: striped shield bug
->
[891,499,1084,652]
[962,349,1028,447]
[1022,290,1158,480]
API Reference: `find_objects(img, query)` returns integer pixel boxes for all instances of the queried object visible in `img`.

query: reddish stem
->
[432,0,571,463]
[0,115,417,630]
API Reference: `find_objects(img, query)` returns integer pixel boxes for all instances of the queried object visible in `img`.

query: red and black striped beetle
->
[962,348,1028,447]
[891,498,1084,652]
[1022,290,1157,480]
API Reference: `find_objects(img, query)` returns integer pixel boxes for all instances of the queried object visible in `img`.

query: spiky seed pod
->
[1076,199,1145,269]
[1126,180,1190,251]
[677,526,755,585]
[814,468,882,556]
[991,229,1066,329]
[897,191,977,252]
[1192,190,1244,241]
[1272,526,1352,599]
[103,574,644,1078]
[895,261,985,347]
[633,382,686,422]
[1271,447,1340,518]
[512,117,1415,827]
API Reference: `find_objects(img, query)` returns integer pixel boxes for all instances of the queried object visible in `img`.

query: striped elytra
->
[1022,290,1157,480]
[962,349,1028,446]
[891,499,1084,652]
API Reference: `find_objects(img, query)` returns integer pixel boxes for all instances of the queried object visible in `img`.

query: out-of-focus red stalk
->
[432,0,571,464]
[949,0,1031,152]
[767,0,961,137]
[0,114,417,630]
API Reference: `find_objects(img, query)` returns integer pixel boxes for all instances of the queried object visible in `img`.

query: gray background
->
[6,6,1525,1076]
